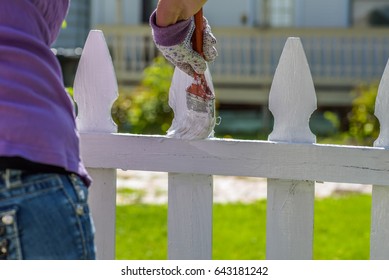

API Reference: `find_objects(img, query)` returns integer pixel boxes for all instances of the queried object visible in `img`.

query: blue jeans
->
[0,170,96,260]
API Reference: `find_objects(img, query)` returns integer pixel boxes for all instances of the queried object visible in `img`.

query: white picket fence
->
[75,30,389,260]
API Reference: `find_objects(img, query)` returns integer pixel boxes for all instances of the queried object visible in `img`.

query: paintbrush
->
[167,8,216,140]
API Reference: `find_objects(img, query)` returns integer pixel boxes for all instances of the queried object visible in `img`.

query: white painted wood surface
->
[80,133,389,186]
[267,38,315,259]
[74,30,118,133]
[74,30,118,260]
[266,180,314,259]
[75,31,389,260]
[86,168,117,259]
[268,38,317,144]
[370,185,389,260]
[371,60,389,260]
[168,173,213,260]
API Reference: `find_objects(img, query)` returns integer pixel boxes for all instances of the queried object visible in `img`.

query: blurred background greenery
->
[112,57,173,135]
[107,56,380,146]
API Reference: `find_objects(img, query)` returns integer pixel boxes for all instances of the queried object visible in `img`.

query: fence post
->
[74,30,118,260]
[371,59,389,260]
[168,173,213,259]
[266,38,317,259]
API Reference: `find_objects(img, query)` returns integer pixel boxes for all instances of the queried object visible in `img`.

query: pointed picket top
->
[374,59,389,148]
[268,37,317,144]
[74,30,118,133]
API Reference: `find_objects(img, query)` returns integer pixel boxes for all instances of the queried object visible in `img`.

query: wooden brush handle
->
[192,8,204,58]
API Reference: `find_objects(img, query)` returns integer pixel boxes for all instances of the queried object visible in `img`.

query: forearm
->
[156,0,207,26]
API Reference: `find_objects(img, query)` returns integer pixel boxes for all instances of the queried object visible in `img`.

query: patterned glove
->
[150,11,217,77]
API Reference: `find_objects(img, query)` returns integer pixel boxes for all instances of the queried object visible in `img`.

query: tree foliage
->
[346,83,379,146]
[112,57,174,134]
[321,83,380,146]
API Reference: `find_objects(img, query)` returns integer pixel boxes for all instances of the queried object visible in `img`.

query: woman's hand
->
[156,0,207,27]
[150,0,217,77]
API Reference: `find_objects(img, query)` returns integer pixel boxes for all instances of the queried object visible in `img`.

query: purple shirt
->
[0,0,91,185]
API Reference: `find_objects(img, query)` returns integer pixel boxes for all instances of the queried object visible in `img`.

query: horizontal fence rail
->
[97,25,389,86]
[76,30,389,260]
[80,134,389,186]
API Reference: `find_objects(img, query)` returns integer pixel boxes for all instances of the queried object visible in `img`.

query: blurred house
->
[53,0,91,87]
[55,0,389,136]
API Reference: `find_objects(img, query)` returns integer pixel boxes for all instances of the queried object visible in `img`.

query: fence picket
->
[168,173,213,260]
[74,30,118,133]
[267,38,316,259]
[371,59,389,260]
[74,30,118,260]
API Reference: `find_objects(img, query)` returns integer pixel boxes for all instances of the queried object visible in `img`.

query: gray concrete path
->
[116,170,372,205]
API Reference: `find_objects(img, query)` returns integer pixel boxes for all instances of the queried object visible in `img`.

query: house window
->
[54,0,91,48]
[270,0,295,26]
[352,0,389,26]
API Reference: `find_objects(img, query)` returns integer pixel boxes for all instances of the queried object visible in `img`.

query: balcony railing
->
[97,25,389,87]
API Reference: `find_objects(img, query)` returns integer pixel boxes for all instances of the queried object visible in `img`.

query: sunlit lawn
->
[115,194,371,260]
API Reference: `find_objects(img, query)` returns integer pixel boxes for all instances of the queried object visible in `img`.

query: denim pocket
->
[0,173,95,260]
[0,208,22,260]
[64,174,96,259]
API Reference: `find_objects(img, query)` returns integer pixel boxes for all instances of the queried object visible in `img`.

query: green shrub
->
[346,83,379,146]
[322,83,380,146]
[112,57,174,134]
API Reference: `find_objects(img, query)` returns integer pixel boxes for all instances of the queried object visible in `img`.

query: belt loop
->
[69,174,86,202]
[2,170,23,189]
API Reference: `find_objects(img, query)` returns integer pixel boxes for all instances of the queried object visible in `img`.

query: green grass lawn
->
[115,194,371,260]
